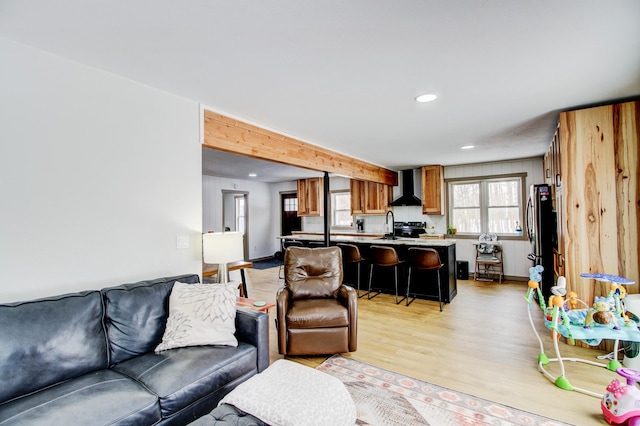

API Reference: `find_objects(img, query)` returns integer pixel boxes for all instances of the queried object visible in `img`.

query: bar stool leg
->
[356,262,365,298]
[394,265,406,305]
[406,267,416,306]
[367,264,380,300]
[394,265,399,304]
[436,270,443,312]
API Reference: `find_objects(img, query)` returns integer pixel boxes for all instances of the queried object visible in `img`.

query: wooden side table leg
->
[240,269,248,298]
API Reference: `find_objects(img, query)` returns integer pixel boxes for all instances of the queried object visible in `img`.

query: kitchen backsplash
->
[302,205,447,234]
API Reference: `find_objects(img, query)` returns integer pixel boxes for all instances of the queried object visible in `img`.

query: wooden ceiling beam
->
[203,109,398,186]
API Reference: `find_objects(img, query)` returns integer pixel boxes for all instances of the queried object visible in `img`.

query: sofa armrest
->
[235,307,269,373]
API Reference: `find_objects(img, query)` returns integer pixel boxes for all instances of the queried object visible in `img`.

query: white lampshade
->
[203,232,244,283]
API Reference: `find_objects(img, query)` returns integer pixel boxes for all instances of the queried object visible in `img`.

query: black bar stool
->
[406,247,444,311]
[368,245,405,304]
[337,243,366,298]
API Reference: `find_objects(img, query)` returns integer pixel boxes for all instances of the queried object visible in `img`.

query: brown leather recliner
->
[276,246,358,355]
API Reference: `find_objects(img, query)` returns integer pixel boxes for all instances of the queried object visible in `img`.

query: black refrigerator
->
[526,184,556,300]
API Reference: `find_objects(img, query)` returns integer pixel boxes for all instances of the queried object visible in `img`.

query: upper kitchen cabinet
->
[350,179,365,215]
[350,179,391,215]
[421,165,445,215]
[297,177,323,216]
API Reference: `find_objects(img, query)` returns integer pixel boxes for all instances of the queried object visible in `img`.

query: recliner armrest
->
[235,308,269,373]
[276,287,291,355]
[337,285,358,351]
[337,285,357,309]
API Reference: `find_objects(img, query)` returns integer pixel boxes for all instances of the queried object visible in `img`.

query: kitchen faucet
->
[385,210,395,238]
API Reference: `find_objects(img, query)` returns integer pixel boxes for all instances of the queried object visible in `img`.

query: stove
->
[393,222,427,238]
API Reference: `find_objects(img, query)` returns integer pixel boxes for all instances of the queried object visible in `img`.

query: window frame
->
[330,189,354,229]
[447,173,527,240]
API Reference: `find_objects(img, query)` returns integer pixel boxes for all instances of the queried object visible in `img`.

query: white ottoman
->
[212,359,356,426]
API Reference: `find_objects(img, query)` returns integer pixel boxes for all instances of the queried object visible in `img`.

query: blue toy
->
[526,269,640,397]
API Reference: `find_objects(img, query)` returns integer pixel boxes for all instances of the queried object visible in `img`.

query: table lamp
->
[203,232,244,283]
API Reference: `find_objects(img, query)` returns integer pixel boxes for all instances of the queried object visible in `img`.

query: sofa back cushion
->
[284,247,343,300]
[0,291,108,404]
[102,274,200,365]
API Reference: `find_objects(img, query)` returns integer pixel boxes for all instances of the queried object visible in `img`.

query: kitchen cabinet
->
[421,165,444,215]
[350,179,391,215]
[297,178,323,216]
[350,179,365,215]
[548,101,639,307]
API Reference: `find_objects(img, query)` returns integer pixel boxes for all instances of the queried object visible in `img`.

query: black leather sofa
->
[0,274,269,425]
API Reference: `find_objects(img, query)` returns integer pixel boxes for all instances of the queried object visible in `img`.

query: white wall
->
[0,38,202,303]
[445,158,544,278]
[203,175,277,260]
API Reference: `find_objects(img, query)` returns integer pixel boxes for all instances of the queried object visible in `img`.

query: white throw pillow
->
[155,282,237,352]
[219,359,357,426]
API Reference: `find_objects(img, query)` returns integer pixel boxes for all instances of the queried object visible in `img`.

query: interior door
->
[222,190,249,260]
[281,192,301,237]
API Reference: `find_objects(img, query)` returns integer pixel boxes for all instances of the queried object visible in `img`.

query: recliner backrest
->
[284,246,343,300]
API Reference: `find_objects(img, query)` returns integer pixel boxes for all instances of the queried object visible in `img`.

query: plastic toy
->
[602,368,640,425]
[586,300,621,329]
[526,269,640,397]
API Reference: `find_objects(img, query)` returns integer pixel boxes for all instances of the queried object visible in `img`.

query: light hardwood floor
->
[238,266,616,425]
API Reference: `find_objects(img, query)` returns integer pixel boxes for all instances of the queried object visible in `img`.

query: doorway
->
[222,190,249,260]
[281,192,301,237]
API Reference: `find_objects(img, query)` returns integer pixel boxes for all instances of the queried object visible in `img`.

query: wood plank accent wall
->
[559,101,639,304]
[203,110,398,186]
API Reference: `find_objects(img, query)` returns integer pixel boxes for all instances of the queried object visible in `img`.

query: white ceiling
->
[2,1,639,182]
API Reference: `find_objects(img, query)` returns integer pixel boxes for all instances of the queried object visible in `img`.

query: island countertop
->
[278,233,457,304]
[279,234,456,247]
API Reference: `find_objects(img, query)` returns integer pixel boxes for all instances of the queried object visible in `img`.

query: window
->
[331,191,353,227]
[283,197,298,212]
[448,175,524,236]
[235,196,246,233]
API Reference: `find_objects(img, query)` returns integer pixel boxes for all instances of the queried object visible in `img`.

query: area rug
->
[317,355,570,426]
[252,257,281,270]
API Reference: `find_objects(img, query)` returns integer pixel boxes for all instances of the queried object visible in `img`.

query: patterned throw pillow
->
[155,282,237,352]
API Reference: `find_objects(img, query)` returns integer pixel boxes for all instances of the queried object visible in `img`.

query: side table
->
[236,297,275,314]
[203,260,253,297]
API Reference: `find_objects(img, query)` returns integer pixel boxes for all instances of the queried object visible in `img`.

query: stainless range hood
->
[389,169,422,207]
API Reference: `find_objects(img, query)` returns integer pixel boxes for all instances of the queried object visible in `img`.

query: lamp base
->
[216,263,231,283]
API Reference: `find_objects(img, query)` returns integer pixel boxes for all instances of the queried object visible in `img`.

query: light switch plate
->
[176,235,190,249]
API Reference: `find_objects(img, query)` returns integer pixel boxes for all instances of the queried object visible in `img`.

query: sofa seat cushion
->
[0,369,160,426]
[286,298,349,329]
[112,343,257,418]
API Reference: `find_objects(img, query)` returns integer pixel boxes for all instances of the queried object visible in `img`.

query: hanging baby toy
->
[585,299,620,329]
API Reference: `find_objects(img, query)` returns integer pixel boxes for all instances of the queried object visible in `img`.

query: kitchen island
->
[278,234,457,304]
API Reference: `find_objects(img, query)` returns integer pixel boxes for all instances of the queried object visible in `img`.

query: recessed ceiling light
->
[460,145,475,150]
[415,93,437,103]
[248,173,257,178]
